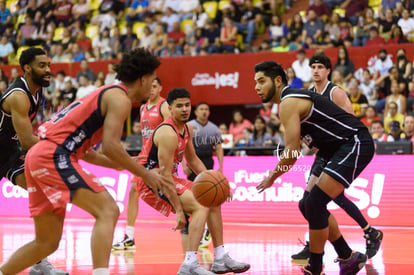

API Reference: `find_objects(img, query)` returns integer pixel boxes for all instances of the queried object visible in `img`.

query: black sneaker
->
[336,251,367,275]
[364,229,383,259]
[292,241,310,260]
[112,234,136,250]
[302,265,325,274]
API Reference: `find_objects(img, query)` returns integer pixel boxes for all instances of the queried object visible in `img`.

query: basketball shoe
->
[211,252,250,274]
[364,229,383,259]
[28,259,68,275]
[177,261,215,275]
[199,228,212,248]
[112,234,136,250]
[292,240,310,260]
[335,251,367,275]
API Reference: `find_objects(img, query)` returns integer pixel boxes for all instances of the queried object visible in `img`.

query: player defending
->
[292,54,383,260]
[113,76,171,250]
[0,48,185,275]
[136,88,250,275]
[254,61,372,275]
[0,47,67,275]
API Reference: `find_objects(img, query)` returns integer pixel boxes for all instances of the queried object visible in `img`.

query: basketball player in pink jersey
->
[136,88,250,275]
[0,48,186,275]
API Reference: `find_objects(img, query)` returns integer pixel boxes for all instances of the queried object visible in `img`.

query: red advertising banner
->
[2,45,413,105]
[0,155,413,227]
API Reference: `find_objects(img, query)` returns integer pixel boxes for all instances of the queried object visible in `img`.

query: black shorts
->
[323,130,375,188]
[0,150,25,185]
[310,155,328,178]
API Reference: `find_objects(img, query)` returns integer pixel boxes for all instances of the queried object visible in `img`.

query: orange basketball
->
[192,170,230,208]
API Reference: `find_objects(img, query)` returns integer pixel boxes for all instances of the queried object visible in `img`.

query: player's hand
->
[172,210,187,231]
[226,191,233,202]
[256,176,275,193]
[142,169,172,198]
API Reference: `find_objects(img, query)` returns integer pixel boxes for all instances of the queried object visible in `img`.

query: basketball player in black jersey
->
[291,54,383,261]
[0,47,67,275]
[254,60,373,275]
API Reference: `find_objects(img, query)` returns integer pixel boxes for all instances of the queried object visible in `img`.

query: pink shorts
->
[25,140,107,217]
[134,174,193,217]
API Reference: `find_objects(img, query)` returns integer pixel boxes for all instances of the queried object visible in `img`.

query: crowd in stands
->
[0,0,413,155]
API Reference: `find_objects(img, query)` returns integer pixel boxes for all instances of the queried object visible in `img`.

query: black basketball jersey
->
[281,86,367,160]
[309,81,338,101]
[0,77,43,163]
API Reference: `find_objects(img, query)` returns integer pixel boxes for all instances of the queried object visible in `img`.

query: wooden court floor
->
[0,218,412,274]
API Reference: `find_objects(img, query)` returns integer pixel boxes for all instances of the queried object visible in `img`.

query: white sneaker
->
[177,261,215,275]
[28,259,68,275]
[211,253,250,274]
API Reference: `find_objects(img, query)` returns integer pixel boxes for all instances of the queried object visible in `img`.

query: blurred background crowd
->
[0,0,413,155]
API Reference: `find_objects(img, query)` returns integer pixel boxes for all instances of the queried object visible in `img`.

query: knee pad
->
[304,186,332,230]
[299,191,310,219]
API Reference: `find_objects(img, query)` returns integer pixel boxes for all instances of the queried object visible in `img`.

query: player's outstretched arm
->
[184,125,207,175]
[7,91,39,150]
[154,125,186,230]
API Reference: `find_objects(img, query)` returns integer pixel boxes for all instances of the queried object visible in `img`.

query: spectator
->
[0,78,7,95]
[0,34,13,63]
[71,43,85,62]
[37,0,55,24]
[389,120,404,140]
[219,16,238,53]
[291,49,312,87]
[383,101,405,133]
[76,28,92,54]
[178,0,199,21]
[331,69,348,91]
[139,26,153,49]
[203,20,221,54]
[301,10,324,45]
[229,109,253,144]
[150,23,168,56]
[272,36,289,52]
[286,67,303,88]
[0,0,11,35]
[117,25,138,53]
[17,15,38,46]
[0,67,8,86]
[71,0,90,25]
[60,27,74,54]
[371,120,394,142]
[395,48,411,94]
[160,7,180,33]
[104,63,119,85]
[248,116,273,147]
[218,123,229,135]
[364,26,386,47]
[52,43,71,63]
[402,115,414,146]
[359,69,378,106]
[333,45,355,82]
[360,106,381,129]
[307,0,331,21]
[75,74,96,99]
[375,66,400,113]
[338,17,353,42]
[340,0,368,26]
[385,80,406,115]
[125,0,150,25]
[373,49,393,77]
[387,25,409,44]
[287,13,304,43]
[268,14,288,47]
[324,13,341,44]
[353,8,378,46]
[124,120,143,151]
[52,0,73,27]
[98,0,124,19]
[32,17,50,45]
[59,76,77,104]
[398,9,414,38]
[348,78,369,118]
[378,7,399,40]
[160,38,182,57]
[9,67,20,85]
[76,59,96,83]
[92,27,114,59]
[168,21,186,51]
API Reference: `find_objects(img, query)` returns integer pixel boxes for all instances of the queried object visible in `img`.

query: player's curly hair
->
[20,47,46,71]
[115,48,161,83]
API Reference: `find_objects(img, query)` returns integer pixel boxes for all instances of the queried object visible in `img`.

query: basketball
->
[192,170,230,208]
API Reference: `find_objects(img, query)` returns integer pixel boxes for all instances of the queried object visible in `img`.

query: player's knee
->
[298,191,309,219]
[101,201,120,223]
[304,186,332,230]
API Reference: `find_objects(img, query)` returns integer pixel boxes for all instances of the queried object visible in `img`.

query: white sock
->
[93,268,109,275]
[214,245,226,259]
[126,226,135,239]
[0,270,4,275]
[184,251,198,264]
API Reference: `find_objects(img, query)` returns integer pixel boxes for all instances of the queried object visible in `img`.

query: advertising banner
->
[0,155,413,227]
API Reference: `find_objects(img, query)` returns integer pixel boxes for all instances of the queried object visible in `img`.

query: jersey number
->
[52,102,82,123]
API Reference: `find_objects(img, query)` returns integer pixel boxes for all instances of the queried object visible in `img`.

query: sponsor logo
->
[191,72,239,89]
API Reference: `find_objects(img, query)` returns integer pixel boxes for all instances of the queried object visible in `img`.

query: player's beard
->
[262,82,276,103]
[32,69,51,87]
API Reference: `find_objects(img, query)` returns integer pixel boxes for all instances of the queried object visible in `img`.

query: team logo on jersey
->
[142,126,153,139]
